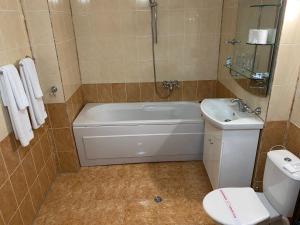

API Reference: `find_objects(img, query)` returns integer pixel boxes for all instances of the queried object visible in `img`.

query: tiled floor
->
[33,161,215,225]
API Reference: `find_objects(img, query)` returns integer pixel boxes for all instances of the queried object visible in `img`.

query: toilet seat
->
[203,187,270,225]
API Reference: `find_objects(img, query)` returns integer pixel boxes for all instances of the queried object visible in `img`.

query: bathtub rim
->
[73,101,203,128]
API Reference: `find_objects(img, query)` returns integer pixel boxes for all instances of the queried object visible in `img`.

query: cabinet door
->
[203,131,212,172]
[203,123,222,189]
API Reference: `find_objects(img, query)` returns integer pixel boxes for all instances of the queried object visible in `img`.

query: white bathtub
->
[73,102,204,166]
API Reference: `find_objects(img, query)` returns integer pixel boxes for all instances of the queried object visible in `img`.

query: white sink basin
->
[200,98,264,130]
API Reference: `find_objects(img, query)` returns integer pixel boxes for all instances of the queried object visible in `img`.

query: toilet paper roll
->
[248,29,269,44]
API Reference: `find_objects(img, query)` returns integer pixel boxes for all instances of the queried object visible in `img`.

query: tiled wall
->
[21,0,65,103]
[71,0,222,84]
[266,0,300,122]
[20,0,83,173]
[22,0,81,102]
[251,0,300,189]
[0,122,57,225]
[284,65,300,157]
[0,0,32,141]
[0,2,58,224]
[47,87,84,173]
[82,80,217,103]
[48,0,81,101]
[217,0,271,120]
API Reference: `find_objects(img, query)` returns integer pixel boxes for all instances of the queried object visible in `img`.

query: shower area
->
[71,0,222,102]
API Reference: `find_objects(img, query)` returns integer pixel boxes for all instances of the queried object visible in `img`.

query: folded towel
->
[19,58,47,129]
[0,65,34,146]
[6,65,29,110]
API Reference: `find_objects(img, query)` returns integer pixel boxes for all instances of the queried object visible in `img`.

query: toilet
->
[203,150,300,225]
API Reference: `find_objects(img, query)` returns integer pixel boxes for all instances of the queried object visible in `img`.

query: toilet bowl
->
[202,150,300,225]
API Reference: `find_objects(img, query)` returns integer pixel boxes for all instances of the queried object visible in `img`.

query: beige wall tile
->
[0,0,33,139]
[279,0,300,45]
[266,1,300,122]
[71,0,223,84]
[25,11,53,46]
[290,69,300,127]
[267,84,296,121]
[21,0,48,11]
[272,44,300,86]
[49,3,81,102]
[31,45,64,103]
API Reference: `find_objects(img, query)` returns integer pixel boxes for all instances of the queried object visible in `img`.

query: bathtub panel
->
[74,124,204,166]
[83,133,202,159]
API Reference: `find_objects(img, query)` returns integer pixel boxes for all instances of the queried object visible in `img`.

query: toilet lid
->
[203,187,270,225]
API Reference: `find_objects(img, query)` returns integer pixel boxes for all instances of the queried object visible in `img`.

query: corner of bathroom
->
[0,0,300,225]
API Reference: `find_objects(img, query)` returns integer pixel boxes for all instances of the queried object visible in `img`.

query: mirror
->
[225,0,283,96]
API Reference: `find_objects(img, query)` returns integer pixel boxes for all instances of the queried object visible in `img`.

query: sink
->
[200,98,264,130]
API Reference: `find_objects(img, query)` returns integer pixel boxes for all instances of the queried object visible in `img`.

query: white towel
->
[0,65,34,146]
[19,58,47,129]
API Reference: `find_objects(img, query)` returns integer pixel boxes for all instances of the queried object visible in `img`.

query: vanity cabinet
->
[203,122,260,189]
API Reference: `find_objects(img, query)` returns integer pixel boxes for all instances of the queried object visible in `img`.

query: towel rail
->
[0,56,35,74]
[25,55,35,60]
[20,55,35,67]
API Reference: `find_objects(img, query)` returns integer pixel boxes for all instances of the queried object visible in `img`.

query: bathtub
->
[73,102,204,166]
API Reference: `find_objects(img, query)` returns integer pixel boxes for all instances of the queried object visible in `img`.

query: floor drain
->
[224,119,232,122]
[154,196,163,203]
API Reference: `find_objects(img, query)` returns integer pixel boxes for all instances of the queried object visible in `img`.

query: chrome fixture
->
[252,107,262,116]
[149,0,158,44]
[231,98,251,112]
[49,86,58,96]
[231,98,262,115]
[162,80,180,91]
[149,0,175,99]
[225,38,241,45]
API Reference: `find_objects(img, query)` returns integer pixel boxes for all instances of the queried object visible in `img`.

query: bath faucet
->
[162,80,180,91]
[231,98,250,112]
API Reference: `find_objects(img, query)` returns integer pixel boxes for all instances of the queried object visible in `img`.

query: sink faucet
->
[231,99,262,115]
[231,98,250,112]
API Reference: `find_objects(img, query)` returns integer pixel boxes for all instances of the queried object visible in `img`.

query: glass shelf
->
[246,42,275,46]
[250,4,281,8]
[224,64,269,81]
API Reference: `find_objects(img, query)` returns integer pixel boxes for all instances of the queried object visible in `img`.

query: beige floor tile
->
[33,161,215,225]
